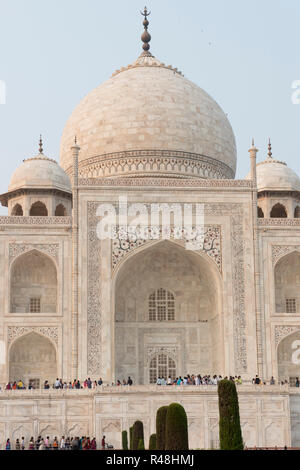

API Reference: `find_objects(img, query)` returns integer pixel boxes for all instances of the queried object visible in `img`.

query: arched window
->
[270,203,287,218]
[257,206,264,218]
[55,204,67,216]
[149,354,176,384]
[30,201,48,216]
[11,203,23,216]
[294,206,300,218]
[149,288,175,321]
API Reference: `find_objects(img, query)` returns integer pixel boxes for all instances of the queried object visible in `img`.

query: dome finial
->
[268,138,273,159]
[140,6,152,56]
[39,135,43,154]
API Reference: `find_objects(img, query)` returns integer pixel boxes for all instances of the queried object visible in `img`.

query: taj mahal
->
[0,8,300,449]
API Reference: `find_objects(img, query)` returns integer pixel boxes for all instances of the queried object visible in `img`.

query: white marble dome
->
[60,54,237,179]
[9,153,71,193]
[255,157,300,192]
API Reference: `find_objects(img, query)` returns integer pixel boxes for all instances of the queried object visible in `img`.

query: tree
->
[122,430,128,450]
[138,438,145,450]
[132,420,144,450]
[129,426,133,450]
[218,379,243,450]
[149,434,156,450]
[156,406,168,450]
[165,403,189,450]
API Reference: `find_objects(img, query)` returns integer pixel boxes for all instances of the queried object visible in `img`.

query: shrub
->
[156,406,168,450]
[122,430,128,450]
[165,403,189,450]
[218,379,243,450]
[138,438,145,450]
[129,426,133,450]
[132,420,144,450]
[149,433,156,450]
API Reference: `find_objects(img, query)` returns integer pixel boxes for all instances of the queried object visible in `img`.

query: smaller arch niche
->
[30,201,48,216]
[257,206,264,218]
[274,251,300,313]
[277,330,300,384]
[10,250,57,313]
[9,332,57,385]
[11,203,23,216]
[270,203,287,218]
[55,203,67,216]
[294,206,300,218]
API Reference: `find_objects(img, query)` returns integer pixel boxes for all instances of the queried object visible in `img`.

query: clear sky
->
[0,0,299,213]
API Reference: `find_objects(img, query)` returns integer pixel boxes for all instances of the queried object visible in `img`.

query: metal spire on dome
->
[140,6,152,56]
[39,135,43,154]
[268,138,273,159]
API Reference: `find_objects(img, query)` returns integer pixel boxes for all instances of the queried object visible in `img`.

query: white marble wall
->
[0,386,292,450]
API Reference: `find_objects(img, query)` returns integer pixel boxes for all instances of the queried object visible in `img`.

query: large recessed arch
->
[9,331,57,386]
[274,251,300,313]
[113,239,223,384]
[10,249,57,313]
[277,329,300,383]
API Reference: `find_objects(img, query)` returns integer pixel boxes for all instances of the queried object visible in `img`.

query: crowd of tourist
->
[4,435,109,450]
[252,375,300,386]
[3,376,134,390]
[2,375,298,390]
[155,374,242,385]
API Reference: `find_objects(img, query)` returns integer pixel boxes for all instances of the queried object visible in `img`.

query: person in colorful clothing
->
[28,438,33,450]
[5,439,11,450]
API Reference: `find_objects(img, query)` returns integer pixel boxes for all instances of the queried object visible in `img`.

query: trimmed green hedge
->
[132,420,144,450]
[149,433,157,450]
[156,406,168,450]
[165,403,189,450]
[122,430,128,450]
[129,426,133,450]
[138,438,145,450]
[218,379,243,450]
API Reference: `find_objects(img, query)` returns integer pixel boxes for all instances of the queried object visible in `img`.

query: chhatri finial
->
[268,138,273,159]
[39,135,43,154]
[140,6,152,56]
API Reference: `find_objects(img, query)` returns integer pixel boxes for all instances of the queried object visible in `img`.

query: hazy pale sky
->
[0,0,299,213]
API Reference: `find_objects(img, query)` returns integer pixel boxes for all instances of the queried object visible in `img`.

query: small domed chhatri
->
[255,139,300,192]
[9,136,71,193]
[60,8,236,180]
[0,136,72,216]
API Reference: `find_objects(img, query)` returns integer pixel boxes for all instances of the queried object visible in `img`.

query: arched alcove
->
[277,330,300,384]
[270,203,287,218]
[114,240,222,384]
[9,332,57,386]
[30,201,48,216]
[257,206,264,218]
[274,251,300,313]
[10,250,57,313]
[55,203,67,216]
[294,206,300,218]
[11,203,23,216]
